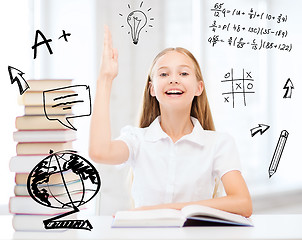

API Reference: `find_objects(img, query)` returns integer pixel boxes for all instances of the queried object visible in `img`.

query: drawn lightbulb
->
[127,10,147,45]
[120,2,154,45]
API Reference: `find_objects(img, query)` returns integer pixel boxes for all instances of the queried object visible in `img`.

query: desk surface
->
[1,214,302,240]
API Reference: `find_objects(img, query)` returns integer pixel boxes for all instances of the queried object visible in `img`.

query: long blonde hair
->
[139,47,215,131]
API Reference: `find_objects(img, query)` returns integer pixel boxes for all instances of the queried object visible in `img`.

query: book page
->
[112,208,186,227]
[181,205,252,225]
[115,208,182,221]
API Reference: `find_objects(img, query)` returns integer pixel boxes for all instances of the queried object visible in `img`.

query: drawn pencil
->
[269,130,289,178]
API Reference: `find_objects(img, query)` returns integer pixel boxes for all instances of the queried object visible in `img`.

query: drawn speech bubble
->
[43,85,91,130]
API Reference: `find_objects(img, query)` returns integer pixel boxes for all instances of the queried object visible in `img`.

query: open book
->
[112,205,253,228]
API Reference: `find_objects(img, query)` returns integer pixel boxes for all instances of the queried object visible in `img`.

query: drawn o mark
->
[247,83,253,90]
[224,72,230,78]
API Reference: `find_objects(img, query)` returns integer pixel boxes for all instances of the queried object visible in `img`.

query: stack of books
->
[9,79,79,231]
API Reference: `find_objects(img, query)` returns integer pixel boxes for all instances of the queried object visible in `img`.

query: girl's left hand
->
[98,25,118,82]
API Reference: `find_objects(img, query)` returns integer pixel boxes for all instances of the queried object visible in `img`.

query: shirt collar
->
[144,116,206,146]
[144,116,169,142]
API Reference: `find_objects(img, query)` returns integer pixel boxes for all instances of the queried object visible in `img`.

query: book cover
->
[10,155,49,172]
[13,129,76,143]
[16,141,73,155]
[18,90,75,106]
[15,171,79,185]
[9,193,84,215]
[24,105,73,115]
[15,115,73,130]
[14,180,82,196]
[26,79,73,92]
[12,214,73,231]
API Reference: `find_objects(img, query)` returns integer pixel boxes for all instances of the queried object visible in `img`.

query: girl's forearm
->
[134,195,252,218]
[89,26,122,164]
[176,195,252,217]
[89,76,113,162]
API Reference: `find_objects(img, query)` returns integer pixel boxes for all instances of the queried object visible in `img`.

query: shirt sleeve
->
[115,125,139,166]
[212,133,242,179]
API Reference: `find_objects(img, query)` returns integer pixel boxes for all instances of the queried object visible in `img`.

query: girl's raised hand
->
[98,25,118,81]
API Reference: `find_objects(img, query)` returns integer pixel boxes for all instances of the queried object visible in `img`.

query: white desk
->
[1,215,302,240]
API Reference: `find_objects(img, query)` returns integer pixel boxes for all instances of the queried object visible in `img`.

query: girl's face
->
[149,51,203,111]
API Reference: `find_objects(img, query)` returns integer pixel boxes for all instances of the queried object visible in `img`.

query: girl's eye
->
[180,72,189,76]
[160,73,168,77]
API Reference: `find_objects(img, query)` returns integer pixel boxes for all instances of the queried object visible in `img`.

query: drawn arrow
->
[250,124,270,137]
[8,66,30,95]
[283,78,294,98]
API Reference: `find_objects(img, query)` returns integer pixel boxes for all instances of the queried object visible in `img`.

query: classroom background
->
[0,0,301,218]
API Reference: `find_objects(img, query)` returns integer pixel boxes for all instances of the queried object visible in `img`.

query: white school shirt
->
[117,116,241,208]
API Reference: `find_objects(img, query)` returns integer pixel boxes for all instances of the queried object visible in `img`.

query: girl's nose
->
[169,79,179,84]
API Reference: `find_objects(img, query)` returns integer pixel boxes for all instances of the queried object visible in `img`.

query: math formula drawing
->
[221,68,255,108]
[208,2,292,52]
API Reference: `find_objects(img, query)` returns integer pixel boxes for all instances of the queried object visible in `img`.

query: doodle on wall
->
[32,29,71,59]
[58,30,71,42]
[208,2,291,52]
[8,66,30,95]
[119,1,154,44]
[268,130,289,178]
[43,85,91,131]
[27,150,101,230]
[283,78,294,98]
[221,68,255,108]
[250,124,270,137]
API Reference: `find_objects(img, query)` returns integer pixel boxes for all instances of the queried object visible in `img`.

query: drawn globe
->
[27,150,101,210]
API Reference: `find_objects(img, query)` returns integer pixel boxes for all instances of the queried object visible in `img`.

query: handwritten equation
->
[221,68,255,108]
[210,3,288,22]
[208,35,292,52]
[208,3,292,52]
[209,21,288,38]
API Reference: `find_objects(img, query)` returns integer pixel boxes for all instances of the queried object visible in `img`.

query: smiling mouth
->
[165,89,184,95]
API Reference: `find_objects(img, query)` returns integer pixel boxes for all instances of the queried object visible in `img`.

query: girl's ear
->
[195,80,203,96]
[149,81,156,97]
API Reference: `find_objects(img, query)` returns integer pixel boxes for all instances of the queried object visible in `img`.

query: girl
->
[89,26,252,218]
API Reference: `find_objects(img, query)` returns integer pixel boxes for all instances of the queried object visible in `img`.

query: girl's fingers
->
[100,25,118,78]
[103,26,111,52]
[107,27,113,50]
[103,25,114,59]
[113,48,118,61]
[103,25,112,50]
